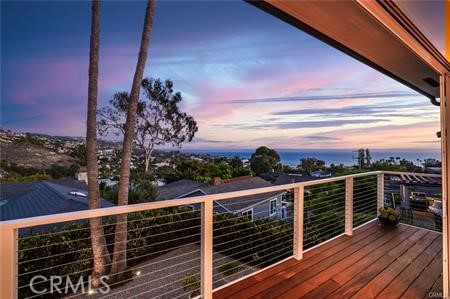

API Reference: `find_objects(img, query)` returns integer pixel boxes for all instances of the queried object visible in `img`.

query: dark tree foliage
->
[229,156,243,169]
[68,144,87,166]
[299,157,325,176]
[98,78,198,172]
[356,148,371,169]
[250,146,281,175]
[422,158,441,168]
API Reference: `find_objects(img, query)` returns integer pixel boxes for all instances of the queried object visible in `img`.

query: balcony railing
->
[0,171,442,299]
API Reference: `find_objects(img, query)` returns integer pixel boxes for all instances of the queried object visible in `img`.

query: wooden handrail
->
[0,171,440,230]
[0,171,380,229]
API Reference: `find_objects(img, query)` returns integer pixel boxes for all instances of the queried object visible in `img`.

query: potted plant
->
[181,274,201,298]
[378,207,400,226]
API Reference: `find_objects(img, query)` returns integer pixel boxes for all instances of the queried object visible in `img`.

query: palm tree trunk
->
[110,0,156,277]
[86,0,111,287]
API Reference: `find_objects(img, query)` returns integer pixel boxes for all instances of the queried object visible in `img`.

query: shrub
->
[218,261,241,277]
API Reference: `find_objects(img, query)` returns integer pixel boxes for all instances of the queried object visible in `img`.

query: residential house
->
[0,179,114,233]
[156,176,287,220]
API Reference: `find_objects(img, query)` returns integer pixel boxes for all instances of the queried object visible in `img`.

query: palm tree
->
[110,0,156,277]
[86,0,111,287]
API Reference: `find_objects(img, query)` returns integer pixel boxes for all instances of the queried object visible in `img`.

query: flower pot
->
[378,215,399,227]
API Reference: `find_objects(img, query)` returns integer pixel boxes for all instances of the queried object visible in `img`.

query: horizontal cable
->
[305,191,346,203]
[304,230,344,248]
[24,249,202,299]
[305,219,345,233]
[213,215,293,234]
[213,219,292,240]
[304,219,344,235]
[215,220,293,242]
[19,246,202,290]
[214,232,293,257]
[97,263,201,299]
[305,197,346,208]
[19,215,202,253]
[304,214,345,228]
[131,244,296,298]
[214,237,293,266]
[213,211,287,226]
[305,199,346,211]
[19,223,202,265]
[19,209,200,241]
[353,186,377,193]
[353,201,378,212]
[353,191,377,200]
[18,232,201,278]
[304,187,346,195]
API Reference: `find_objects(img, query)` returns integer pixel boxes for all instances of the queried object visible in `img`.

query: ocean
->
[182,149,441,167]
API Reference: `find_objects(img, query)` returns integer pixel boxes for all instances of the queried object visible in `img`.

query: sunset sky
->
[1,1,442,150]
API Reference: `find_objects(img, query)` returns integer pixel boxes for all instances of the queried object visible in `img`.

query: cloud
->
[272,102,432,116]
[229,91,420,104]
[220,119,388,130]
[191,137,236,144]
[409,140,440,144]
[302,135,341,141]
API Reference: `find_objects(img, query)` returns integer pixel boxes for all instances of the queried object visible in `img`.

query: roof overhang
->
[250,0,450,100]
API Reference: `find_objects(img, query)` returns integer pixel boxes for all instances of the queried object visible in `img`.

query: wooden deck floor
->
[214,221,443,299]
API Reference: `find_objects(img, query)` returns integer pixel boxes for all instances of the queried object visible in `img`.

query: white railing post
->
[377,173,384,215]
[0,226,18,299]
[345,177,354,236]
[440,74,449,299]
[201,200,213,299]
[293,186,304,260]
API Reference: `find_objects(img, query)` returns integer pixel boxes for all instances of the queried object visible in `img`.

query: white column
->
[201,200,213,299]
[377,173,384,215]
[293,186,304,260]
[0,226,18,299]
[440,74,449,299]
[345,177,354,236]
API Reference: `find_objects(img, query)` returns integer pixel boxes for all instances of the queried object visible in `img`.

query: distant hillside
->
[0,140,76,170]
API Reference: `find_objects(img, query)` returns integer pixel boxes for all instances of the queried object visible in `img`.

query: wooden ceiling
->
[251,0,450,100]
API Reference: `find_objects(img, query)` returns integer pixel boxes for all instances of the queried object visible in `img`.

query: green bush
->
[218,261,241,277]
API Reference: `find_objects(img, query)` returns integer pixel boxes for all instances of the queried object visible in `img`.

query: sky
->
[0,1,442,151]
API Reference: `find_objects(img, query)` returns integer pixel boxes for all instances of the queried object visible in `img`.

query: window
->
[270,199,277,216]
[241,209,253,221]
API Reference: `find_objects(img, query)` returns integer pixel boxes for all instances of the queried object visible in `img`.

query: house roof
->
[0,179,115,221]
[274,173,320,185]
[156,177,285,212]
[156,179,207,201]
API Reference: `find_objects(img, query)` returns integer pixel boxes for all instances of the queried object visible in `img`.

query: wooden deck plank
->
[331,226,417,286]
[315,228,429,298]
[400,251,443,299]
[213,223,443,299]
[216,222,381,299]
[213,221,378,299]
[301,279,341,299]
[376,235,442,299]
[253,227,389,299]
[351,231,439,299]
[298,226,417,299]
[278,225,412,298]
[424,275,443,299]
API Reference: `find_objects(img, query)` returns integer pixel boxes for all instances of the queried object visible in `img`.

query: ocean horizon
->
[181,149,441,167]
